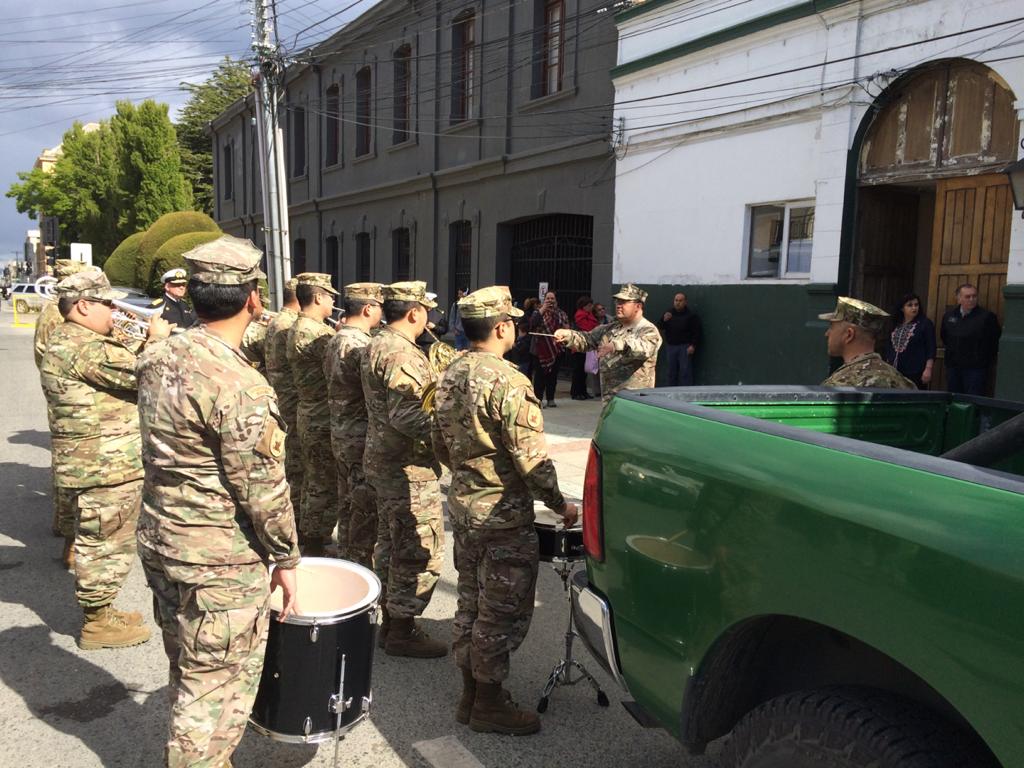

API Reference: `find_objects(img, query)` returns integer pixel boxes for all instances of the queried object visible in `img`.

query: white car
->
[10,283,46,313]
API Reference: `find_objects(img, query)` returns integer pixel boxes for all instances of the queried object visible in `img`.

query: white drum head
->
[270,557,381,620]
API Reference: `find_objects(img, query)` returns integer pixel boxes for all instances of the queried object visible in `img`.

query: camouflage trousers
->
[370,474,443,619]
[54,484,76,538]
[296,418,338,543]
[282,411,304,531]
[452,522,539,684]
[337,453,381,569]
[139,546,270,768]
[71,479,142,609]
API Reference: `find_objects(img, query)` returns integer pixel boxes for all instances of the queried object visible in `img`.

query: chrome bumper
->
[570,569,628,692]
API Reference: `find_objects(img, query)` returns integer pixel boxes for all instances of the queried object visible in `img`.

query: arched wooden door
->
[855,60,1018,391]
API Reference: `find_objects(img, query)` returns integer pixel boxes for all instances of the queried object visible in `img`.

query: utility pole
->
[252,0,291,310]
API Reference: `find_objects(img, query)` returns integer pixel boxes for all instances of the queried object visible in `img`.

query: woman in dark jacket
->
[884,292,936,389]
[571,295,597,399]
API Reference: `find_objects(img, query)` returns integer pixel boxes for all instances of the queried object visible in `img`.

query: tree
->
[7,122,121,264]
[177,58,253,215]
[111,100,192,233]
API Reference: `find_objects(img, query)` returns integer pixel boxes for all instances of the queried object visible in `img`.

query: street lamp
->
[1004,139,1024,217]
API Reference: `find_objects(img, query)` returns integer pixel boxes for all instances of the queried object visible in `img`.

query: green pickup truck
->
[570,387,1024,768]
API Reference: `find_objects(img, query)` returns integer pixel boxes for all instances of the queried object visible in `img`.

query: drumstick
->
[529,332,560,338]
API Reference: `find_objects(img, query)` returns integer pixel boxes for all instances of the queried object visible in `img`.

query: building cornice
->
[613,0,852,78]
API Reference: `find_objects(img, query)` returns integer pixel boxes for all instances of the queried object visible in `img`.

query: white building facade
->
[613,0,1024,396]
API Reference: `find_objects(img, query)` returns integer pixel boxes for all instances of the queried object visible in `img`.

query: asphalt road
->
[0,309,720,768]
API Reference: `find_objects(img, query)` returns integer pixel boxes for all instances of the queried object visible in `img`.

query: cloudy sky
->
[0,0,371,264]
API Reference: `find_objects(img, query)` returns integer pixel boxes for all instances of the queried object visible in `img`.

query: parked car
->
[572,387,1023,768]
[11,283,46,313]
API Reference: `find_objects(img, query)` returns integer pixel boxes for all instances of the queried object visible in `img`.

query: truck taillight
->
[583,442,603,562]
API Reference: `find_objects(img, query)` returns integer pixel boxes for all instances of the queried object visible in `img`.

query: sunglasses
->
[84,298,114,308]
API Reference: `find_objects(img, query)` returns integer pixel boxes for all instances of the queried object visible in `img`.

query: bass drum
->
[534,505,584,562]
[250,558,381,743]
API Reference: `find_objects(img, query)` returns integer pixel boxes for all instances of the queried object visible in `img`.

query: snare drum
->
[250,558,381,744]
[534,506,584,562]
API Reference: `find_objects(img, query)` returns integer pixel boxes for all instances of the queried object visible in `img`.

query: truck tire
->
[721,686,995,768]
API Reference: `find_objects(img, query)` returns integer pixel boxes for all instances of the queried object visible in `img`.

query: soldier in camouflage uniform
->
[555,284,663,403]
[136,236,300,768]
[39,270,171,650]
[35,258,91,555]
[820,297,915,389]
[241,314,269,373]
[432,286,578,735]
[361,280,447,658]
[264,278,304,519]
[287,272,339,553]
[324,282,383,565]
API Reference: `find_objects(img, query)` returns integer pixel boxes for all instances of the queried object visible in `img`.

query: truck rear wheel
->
[721,686,995,768]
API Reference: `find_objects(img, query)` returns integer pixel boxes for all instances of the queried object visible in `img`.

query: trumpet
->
[111,300,170,341]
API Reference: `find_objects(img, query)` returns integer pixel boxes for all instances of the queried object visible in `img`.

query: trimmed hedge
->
[136,211,219,293]
[152,231,223,283]
[102,232,147,288]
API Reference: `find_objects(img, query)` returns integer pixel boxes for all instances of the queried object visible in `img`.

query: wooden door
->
[927,173,1010,390]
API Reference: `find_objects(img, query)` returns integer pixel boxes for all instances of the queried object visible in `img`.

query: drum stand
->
[537,559,609,713]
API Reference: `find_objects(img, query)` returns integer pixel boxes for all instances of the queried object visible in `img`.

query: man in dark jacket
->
[657,292,702,386]
[159,268,196,329]
[940,283,1001,396]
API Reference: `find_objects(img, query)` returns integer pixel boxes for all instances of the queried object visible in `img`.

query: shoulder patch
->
[515,399,544,431]
[255,417,287,459]
[245,384,276,401]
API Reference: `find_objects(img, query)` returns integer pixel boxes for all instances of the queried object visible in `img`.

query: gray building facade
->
[210,0,618,313]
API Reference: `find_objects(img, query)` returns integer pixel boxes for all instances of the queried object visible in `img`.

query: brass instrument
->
[111,299,170,341]
[421,328,460,413]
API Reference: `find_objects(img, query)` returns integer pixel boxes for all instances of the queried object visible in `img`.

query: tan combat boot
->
[79,605,151,650]
[61,537,75,571]
[377,606,391,650]
[469,682,541,735]
[107,606,145,627]
[384,617,448,658]
[455,668,476,724]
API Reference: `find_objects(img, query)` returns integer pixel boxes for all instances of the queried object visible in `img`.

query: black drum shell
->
[250,607,376,742]
[535,522,584,562]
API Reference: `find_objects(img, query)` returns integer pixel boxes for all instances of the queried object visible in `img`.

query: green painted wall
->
[995,284,1024,402]
[639,281,1023,400]
[639,282,838,386]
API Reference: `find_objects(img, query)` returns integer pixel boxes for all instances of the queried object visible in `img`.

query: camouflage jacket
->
[39,322,142,489]
[432,351,565,529]
[822,352,916,389]
[324,324,372,464]
[265,307,299,422]
[562,316,663,402]
[361,325,439,480]
[136,327,300,567]
[240,320,268,373]
[33,301,62,369]
[287,315,334,429]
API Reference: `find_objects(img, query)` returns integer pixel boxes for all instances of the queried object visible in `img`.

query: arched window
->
[325,84,340,166]
[393,45,412,144]
[356,67,372,156]
[356,232,372,281]
[392,227,411,281]
[451,12,475,123]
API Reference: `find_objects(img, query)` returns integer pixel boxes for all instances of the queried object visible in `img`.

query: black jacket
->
[940,306,1001,369]
[161,294,196,329]
[657,306,702,348]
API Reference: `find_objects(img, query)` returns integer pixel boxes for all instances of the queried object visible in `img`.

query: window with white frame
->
[746,202,814,278]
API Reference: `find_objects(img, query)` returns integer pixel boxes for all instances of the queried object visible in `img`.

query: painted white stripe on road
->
[412,735,486,768]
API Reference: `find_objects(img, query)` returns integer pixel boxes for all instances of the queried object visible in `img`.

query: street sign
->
[70,243,93,265]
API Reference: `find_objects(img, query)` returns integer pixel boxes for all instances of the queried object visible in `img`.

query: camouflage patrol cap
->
[613,283,648,303]
[459,285,524,319]
[184,235,267,285]
[53,259,88,280]
[818,296,889,335]
[384,280,437,308]
[296,272,339,295]
[55,270,127,301]
[285,277,299,291]
[344,282,384,303]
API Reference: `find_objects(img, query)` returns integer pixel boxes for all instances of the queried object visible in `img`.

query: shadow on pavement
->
[0,625,168,766]
[6,429,51,450]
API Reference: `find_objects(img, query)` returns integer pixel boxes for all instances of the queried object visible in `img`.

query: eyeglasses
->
[84,298,114,308]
